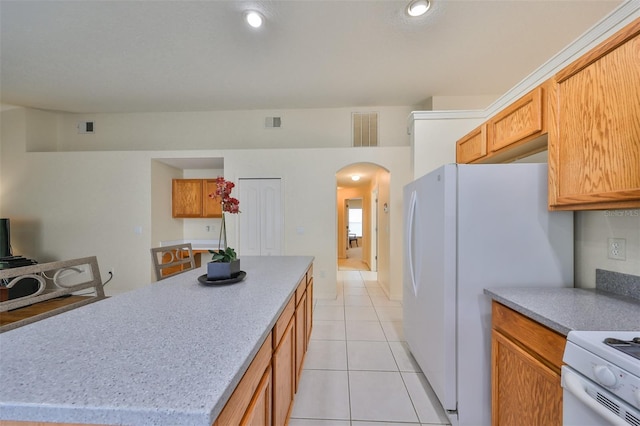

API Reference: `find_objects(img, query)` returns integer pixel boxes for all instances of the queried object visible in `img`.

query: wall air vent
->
[77,121,95,134]
[265,117,282,128]
[352,112,378,147]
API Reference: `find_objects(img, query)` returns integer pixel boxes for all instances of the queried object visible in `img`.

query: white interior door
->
[238,178,283,256]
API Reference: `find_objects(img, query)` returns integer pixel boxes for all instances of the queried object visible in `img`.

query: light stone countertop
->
[0,255,314,426]
[484,287,640,336]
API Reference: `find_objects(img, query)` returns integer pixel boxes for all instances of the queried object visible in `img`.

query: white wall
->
[431,95,499,111]
[1,107,412,300]
[575,210,640,288]
[53,106,412,151]
[410,111,485,179]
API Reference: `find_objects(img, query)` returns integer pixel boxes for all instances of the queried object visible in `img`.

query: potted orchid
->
[207,177,241,280]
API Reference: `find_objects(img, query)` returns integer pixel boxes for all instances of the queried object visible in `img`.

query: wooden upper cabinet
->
[488,85,545,153]
[172,179,222,218]
[456,83,550,164]
[203,179,223,217]
[456,124,487,163]
[549,17,640,210]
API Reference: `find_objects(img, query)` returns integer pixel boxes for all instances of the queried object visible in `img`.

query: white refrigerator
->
[403,163,573,426]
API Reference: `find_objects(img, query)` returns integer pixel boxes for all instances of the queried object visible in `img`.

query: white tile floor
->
[290,270,451,426]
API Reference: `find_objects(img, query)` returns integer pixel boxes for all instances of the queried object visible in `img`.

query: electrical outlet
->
[608,238,626,260]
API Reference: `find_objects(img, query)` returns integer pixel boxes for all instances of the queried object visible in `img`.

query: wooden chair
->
[0,256,106,333]
[151,243,196,281]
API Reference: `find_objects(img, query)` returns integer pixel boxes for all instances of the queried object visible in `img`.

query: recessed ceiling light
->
[245,11,264,28]
[406,0,431,17]
[351,175,361,181]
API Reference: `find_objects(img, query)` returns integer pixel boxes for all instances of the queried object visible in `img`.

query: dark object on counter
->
[0,218,11,258]
[0,256,39,300]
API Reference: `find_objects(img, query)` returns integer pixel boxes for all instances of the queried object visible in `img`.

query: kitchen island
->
[0,255,313,426]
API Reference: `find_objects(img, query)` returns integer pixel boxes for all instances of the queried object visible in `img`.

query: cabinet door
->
[456,124,487,163]
[295,291,307,392]
[214,333,272,426]
[491,330,562,426]
[203,179,223,218]
[240,366,272,426]
[488,86,544,153]
[306,279,313,346]
[172,179,204,218]
[549,18,640,210]
[273,317,295,426]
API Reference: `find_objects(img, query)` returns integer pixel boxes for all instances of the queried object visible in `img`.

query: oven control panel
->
[564,341,640,409]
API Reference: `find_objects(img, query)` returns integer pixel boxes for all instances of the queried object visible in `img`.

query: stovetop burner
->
[604,336,640,361]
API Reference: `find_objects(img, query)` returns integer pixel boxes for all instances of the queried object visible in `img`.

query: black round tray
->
[198,271,246,286]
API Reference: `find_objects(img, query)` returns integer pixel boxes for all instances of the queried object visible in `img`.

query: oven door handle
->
[562,367,627,426]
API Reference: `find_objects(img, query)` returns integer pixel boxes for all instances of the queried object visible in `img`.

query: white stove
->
[563,331,640,426]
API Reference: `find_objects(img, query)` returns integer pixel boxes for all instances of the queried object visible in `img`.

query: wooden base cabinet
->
[240,366,272,426]
[214,333,273,426]
[273,312,295,426]
[295,290,307,391]
[491,302,564,426]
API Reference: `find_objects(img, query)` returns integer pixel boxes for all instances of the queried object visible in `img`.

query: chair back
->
[150,243,196,281]
[0,256,106,333]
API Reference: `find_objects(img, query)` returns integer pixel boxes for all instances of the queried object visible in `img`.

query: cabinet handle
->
[407,190,418,297]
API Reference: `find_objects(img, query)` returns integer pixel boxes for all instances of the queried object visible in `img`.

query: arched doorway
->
[336,163,390,272]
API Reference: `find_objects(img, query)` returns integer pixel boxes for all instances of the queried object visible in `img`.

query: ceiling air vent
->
[77,121,95,134]
[352,112,378,147]
[265,117,282,128]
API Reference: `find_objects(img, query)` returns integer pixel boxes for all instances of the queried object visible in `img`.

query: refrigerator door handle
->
[407,190,418,296]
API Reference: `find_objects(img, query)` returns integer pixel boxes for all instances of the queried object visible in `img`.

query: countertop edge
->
[484,286,640,336]
[484,289,571,335]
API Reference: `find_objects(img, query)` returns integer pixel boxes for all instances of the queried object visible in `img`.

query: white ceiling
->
[0,0,621,114]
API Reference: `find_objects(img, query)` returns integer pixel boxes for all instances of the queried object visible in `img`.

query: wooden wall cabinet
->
[172,179,223,218]
[487,85,546,153]
[548,18,640,210]
[456,124,487,163]
[491,302,564,426]
[456,83,550,164]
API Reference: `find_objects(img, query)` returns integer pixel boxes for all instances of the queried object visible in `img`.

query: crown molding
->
[411,1,640,124]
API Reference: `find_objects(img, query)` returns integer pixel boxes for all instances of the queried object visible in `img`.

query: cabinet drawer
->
[273,296,295,346]
[456,124,487,163]
[491,302,564,372]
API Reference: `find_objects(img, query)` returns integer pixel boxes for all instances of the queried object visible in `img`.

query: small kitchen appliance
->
[562,330,640,425]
